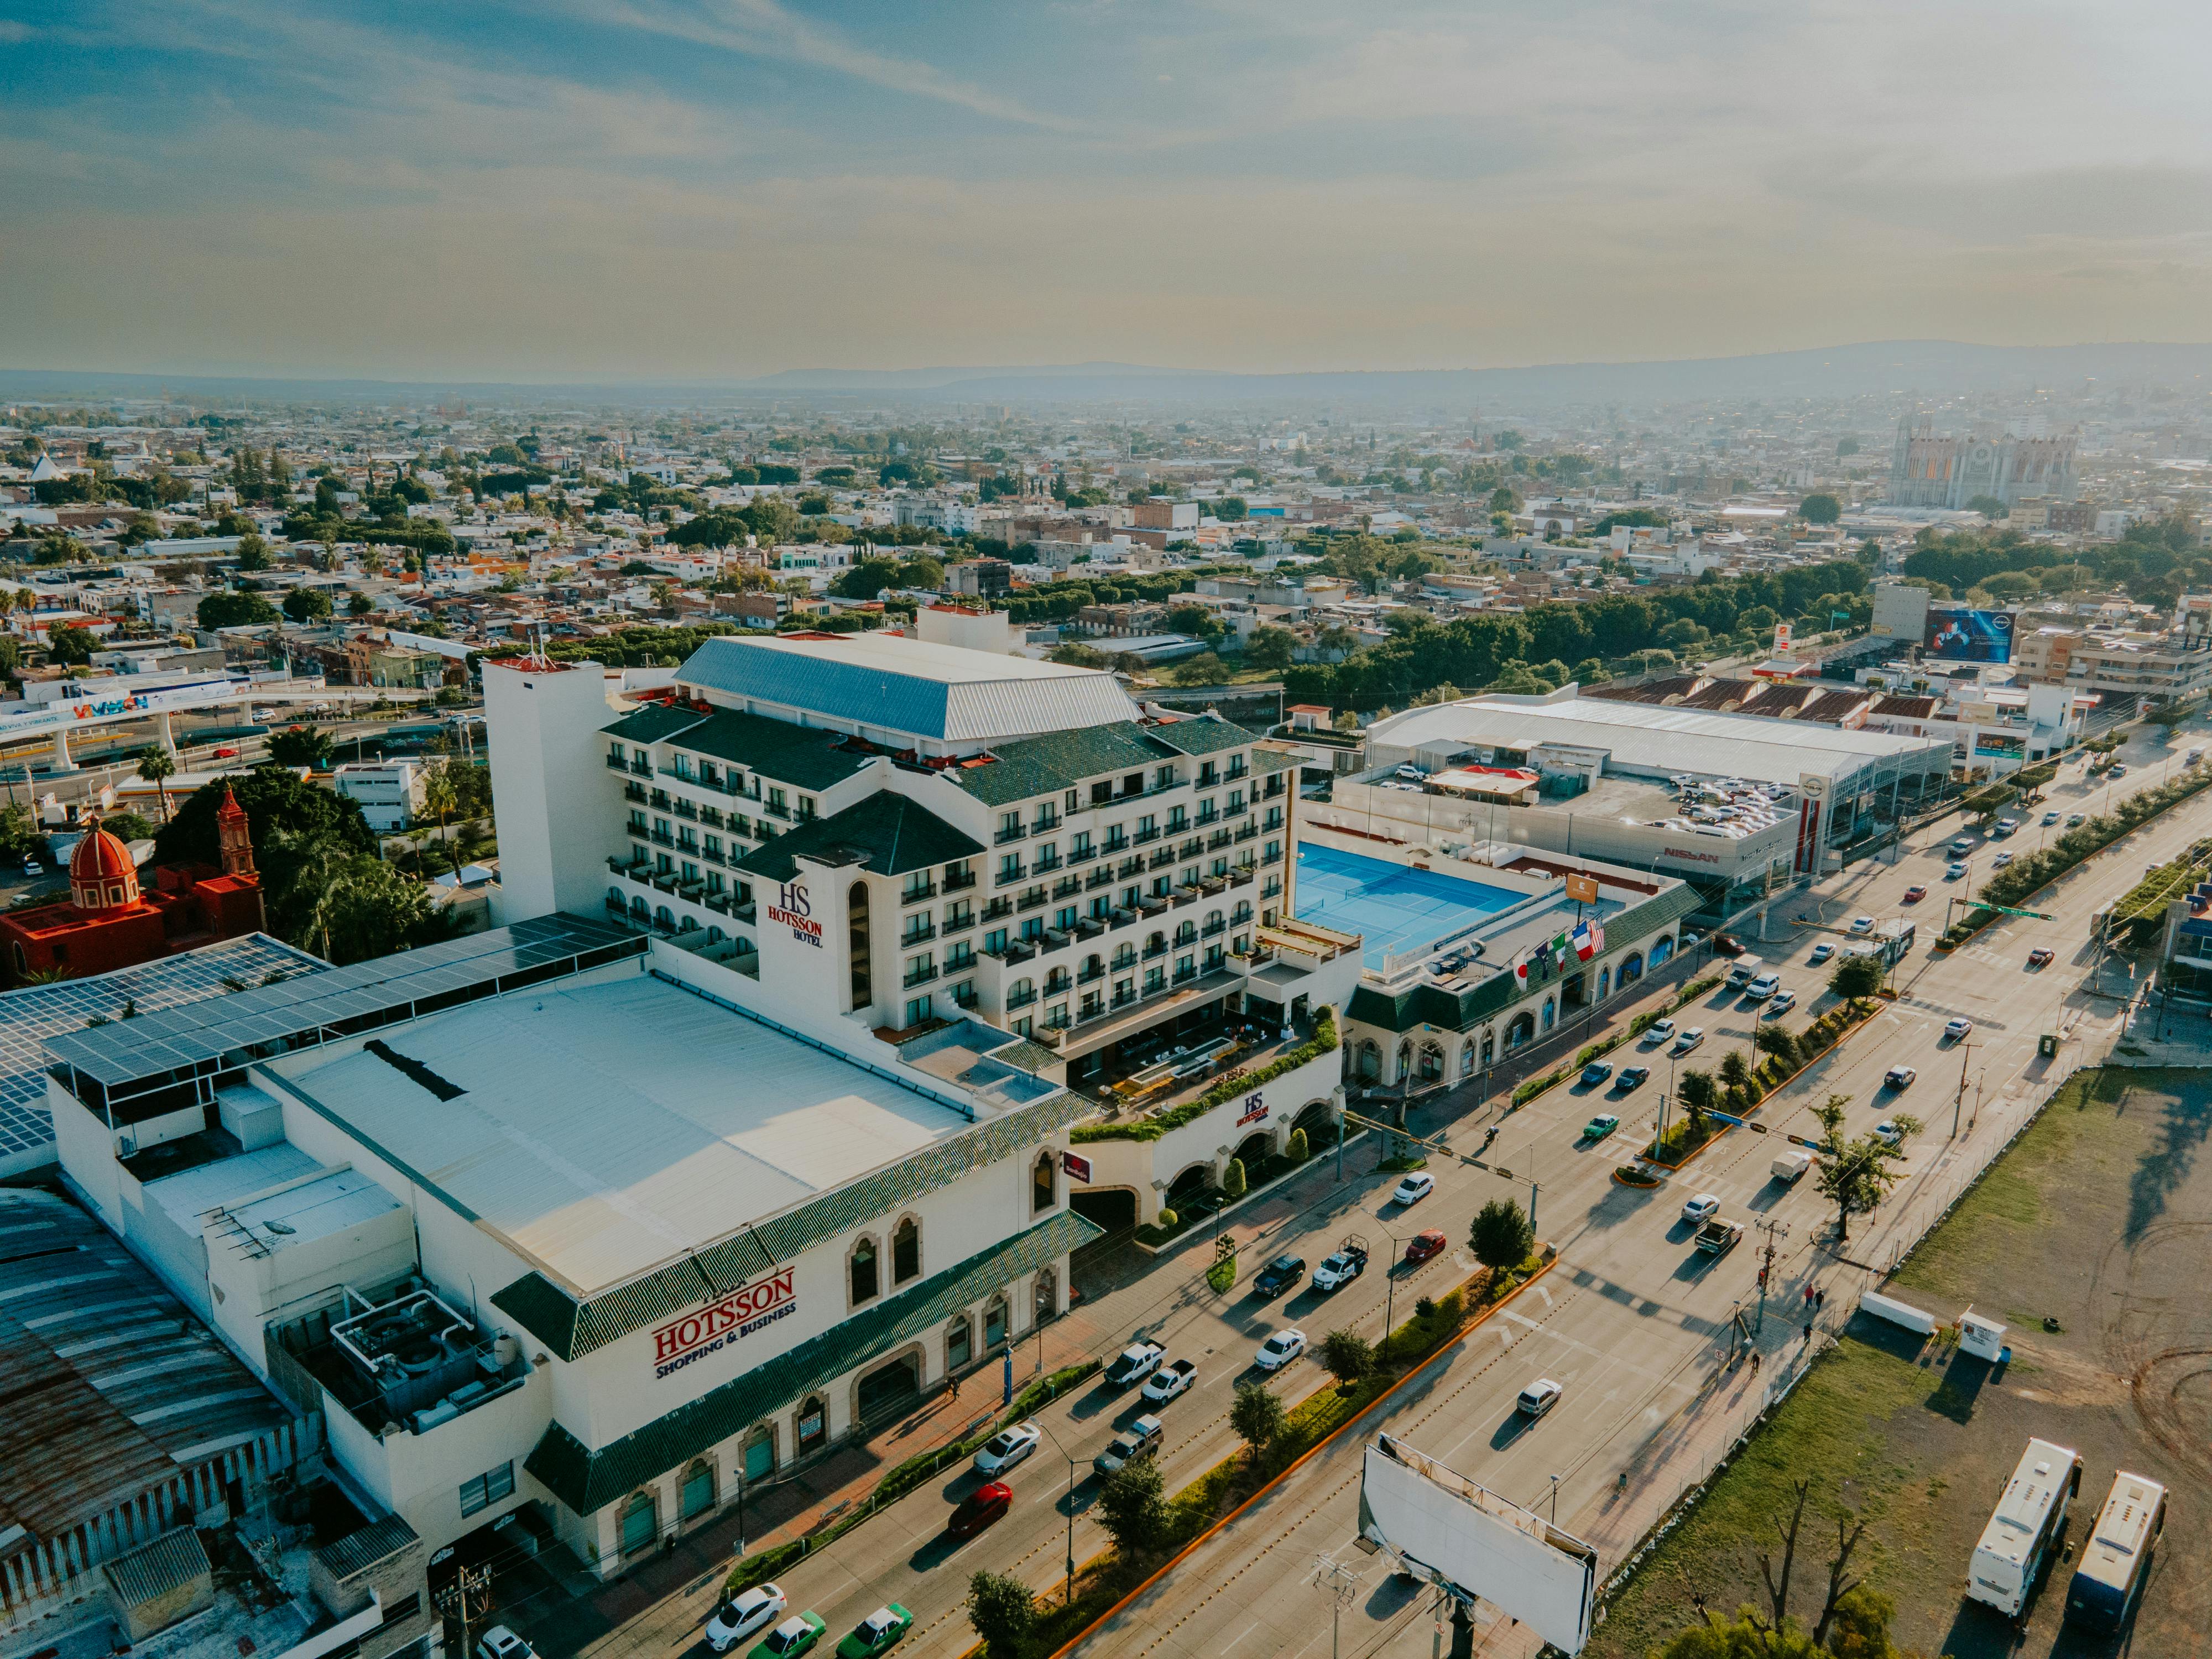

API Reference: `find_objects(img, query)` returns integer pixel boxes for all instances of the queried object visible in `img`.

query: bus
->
[1967,1438,2081,1620]
[2063,1471,2166,1632]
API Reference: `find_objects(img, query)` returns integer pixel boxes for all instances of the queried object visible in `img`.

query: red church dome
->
[69,818,142,911]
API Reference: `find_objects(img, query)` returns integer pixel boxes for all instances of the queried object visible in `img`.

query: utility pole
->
[1752,1217,1789,1335]
[1311,1552,1363,1659]
[436,1562,492,1659]
[1952,1039,1975,1140]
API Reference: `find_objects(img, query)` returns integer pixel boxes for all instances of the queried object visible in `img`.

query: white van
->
[1771,1149,1813,1185]
[1724,955,1765,989]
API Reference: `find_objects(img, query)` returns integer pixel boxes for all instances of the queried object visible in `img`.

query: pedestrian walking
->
[1803,1283,1814,1307]
[1751,1351,1761,1374]
[1803,1319,1813,1343]
[1814,1287,1826,1311]
[950,1373,960,1402]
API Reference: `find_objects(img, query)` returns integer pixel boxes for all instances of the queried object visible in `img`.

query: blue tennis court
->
[1294,844,1522,969]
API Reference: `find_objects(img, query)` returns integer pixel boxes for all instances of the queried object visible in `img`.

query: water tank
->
[493,1333,520,1366]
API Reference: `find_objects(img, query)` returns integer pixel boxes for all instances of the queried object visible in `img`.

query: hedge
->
[1938,766,2212,948]
[1071,1010,1338,1143]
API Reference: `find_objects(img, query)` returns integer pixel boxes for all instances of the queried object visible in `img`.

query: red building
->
[1,789,268,984]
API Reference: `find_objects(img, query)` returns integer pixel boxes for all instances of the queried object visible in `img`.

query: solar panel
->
[0,934,328,1162]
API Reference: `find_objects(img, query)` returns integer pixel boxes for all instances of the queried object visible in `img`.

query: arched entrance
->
[1417,1042,1444,1082]
[1167,1162,1213,1209]
[680,1458,716,1521]
[1070,1186,1139,1235]
[1357,1041,1382,1081]
[1619,951,1645,985]
[855,1350,921,1421]
[1651,935,1676,967]
[1506,1012,1536,1048]
[1394,1040,1413,1081]
[1233,1130,1272,1170]
[618,1490,658,1556]
[1033,1266,1058,1324]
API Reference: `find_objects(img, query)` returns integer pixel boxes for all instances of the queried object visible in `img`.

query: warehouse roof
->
[675,633,1141,744]
[1370,693,1953,785]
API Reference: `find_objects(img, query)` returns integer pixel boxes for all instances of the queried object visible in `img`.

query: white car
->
[1808,942,1834,964]
[21,859,40,878]
[1766,989,1797,1014]
[1744,974,1780,999]
[1943,1018,1973,1040]
[1681,1193,1721,1224]
[1255,1328,1307,1371]
[2042,810,2060,825]
[1642,1018,1676,1046]
[972,1419,1041,1475]
[1848,915,1875,935]
[1516,1377,1563,1418]
[1391,1172,1436,1206]
[1873,1119,1906,1148]
[475,1630,533,1659]
[1945,860,1969,879]
[1670,1026,1705,1056]
[1884,1065,1917,1089]
[1991,851,2014,868]
[706,1587,788,1652]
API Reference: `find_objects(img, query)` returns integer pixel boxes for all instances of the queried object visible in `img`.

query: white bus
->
[1967,1438,2082,1620]
[2063,1470,2166,1633]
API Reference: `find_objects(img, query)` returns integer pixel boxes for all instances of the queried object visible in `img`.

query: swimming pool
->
[1293,844,1522,971]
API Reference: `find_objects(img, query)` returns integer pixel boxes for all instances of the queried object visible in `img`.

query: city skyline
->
[6,0,2210,382]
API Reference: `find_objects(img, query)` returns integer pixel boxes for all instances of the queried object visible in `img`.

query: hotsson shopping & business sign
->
[651,1268,798,1378]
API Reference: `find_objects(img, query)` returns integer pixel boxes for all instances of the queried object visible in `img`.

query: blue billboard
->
[1924,608,2015,664]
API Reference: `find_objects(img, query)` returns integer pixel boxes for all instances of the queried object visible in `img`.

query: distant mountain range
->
[6,340,2211,411]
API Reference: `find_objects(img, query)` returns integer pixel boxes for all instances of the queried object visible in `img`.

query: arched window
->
[1032,1151,1057,1214]
[619,1490,658,1556]
[1418,1043,1444,1081]
[1460,1043,1476,1077]
[1619,951,1644,986]
[1597,966,1610,999]
[743,1423,776,1482]
[945,1315,972,1374]
[1146,931,1166,955]
[1651,934,1676,967]
[655,905,675,930]
[1358,1040,1381,1081]
[1034,1266,1058,1324]
[607,884,624,909]
[891,1217,920,1285]
[796,1396,827,1454]
[849,1236,879,1306]
[1541,998,1556,1032]
[848,882,872,1009]
[1395,1040,1413,1079]
[630,896,649,919]
[1206,909,1223,930]
[680,1458,716,1520]
[984,1297,1009,1349]
[1083,953,1103,978]
[1481,1029,1495,1065]
[1175,920,1196,946]
[1507,1013,1535,1048]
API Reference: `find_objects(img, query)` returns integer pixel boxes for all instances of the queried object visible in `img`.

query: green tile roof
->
[950,723,1170,808]
[601,705,875,794]
[1149,716,1265,758]
[603,703,711,745]
[492,1081,1097,1360]
[1251,747,1301,775]
[734,791,985,884]
[522,1209,1100,1513]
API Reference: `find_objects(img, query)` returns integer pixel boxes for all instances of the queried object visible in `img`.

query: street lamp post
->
[1035,1421,1081,1608]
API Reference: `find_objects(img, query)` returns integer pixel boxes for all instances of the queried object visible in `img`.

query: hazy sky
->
[4,0,2209,382]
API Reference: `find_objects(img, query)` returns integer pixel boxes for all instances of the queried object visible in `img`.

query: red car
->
[1902,885,1927,902]
[1404,1229,1448,1265]
[1710,933,1746,958]
[948,1481,1011,1537]
[2027,947,2054,968]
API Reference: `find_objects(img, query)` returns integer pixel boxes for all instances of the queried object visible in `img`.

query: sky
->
[3,0,2210,383]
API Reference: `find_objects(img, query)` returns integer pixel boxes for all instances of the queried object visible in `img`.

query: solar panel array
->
[45,914,638,1095]
[0,933,327,1162]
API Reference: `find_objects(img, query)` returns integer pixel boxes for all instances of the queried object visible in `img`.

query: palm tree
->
[422,760,464,879]
[136,745,177,821]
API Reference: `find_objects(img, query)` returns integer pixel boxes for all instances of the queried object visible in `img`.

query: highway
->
[568,722,2206,1659]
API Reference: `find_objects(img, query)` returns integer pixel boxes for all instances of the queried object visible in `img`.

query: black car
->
[1615,1065,1650,1090]
[1252,1254,1306,1297]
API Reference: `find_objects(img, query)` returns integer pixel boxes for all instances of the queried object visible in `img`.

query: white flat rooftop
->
[273,973,978,1298]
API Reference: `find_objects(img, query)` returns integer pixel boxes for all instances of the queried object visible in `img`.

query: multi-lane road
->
[572,722,2209,1659]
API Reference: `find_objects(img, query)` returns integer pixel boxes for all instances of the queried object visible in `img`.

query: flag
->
[1571,921,1597,961]
[1552,932,1572,966]
[1514,954,1531,986]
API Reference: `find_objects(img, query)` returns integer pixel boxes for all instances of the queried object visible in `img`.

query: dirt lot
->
[1589,1066,2212,1658]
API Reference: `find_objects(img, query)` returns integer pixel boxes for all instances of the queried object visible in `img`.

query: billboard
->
[1358,1436,1597,1653]
[1923,608,2015,664]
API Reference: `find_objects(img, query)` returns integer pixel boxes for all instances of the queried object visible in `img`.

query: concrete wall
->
[483,658,620,918]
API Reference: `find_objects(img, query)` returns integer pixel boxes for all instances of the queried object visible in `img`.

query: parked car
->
[834,1604,912,1659]
[1671,1026,1705,1056]
[1615,1065,1651,1090]
[1809,942,1835,964]
[1944,1018,1973,1040]
[1140,1359,1198,1405]
[1311,1237,1370,1292]
[1902,884,1927,902]
[708,1589,789,1653]
[1848,915,1875,935]
[973,1420,1041,1475]
[1872,1119,1906,1148]
[1711,933,1746,957]
[1103,1341,1165,1387]
[947,1485,1010,1539]
[1681,1193,1721,1223]
[477,1629,535,1659]
[1766,989,1797,1014]
[1579,1060,1614,1086]
[2110,764,2128,778]
[1255,1328,1307,1370]
[1884,1065,1917,1089]
[749,1615,827,1659]
[1391,1172,1435,1206]
[1404,1229,1448,1265]
[1642,1018,1677,1046]
[1516,1378,1563,1418]
[1582,1113,1621,1140]
[1252,1255,1306,1297]
[1095,1415,1164,1473]
[2028,947,2054,968]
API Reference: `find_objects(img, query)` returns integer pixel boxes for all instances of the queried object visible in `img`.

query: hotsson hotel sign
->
[651,1269,798,1378]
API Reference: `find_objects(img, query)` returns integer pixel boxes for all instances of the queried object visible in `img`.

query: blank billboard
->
[1923,607,2015,664]
[1358,1436,1597,1653]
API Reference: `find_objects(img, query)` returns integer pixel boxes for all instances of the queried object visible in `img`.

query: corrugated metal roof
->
[101,1527,210,1606]
[314,1511,420,1582]
[675,634,1139,743]
[0,1191,294,1548]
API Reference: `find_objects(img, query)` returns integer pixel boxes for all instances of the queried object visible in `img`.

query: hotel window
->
[459,1461,515,1518]
[892,1216,921,1284]
[849,1237,879,1306]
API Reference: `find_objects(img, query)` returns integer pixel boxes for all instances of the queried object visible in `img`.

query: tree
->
[1676,1067,1720,1128]
[1966,493,2009,520]
[1244,625,1295,670]
[1221,1157,1247,1198]
[422,761,467,877]
[833,557,903,599]
[347,592,374,618]
[1230,1381,1286,1464]
[1752,1023,1797,1071]
[1757,1478,1813,1631]
[1094,1457,1168,1557]
[44,624,94,665]
[1048,642,1108,668]
[1318,1329,1374,1387]
[197,591,280,630]
[135,745,178,820]
[1797,493,1841,525]
[1810,1095,1916,1243]
[232,531,273,571]
[155,764,375,946]
[1469,1198,1534,1271]
[965,1570,1036,1655]
[282,587,334,623]
[1828,953,1885,1004]
[1718,1050,1752,1095]
[314,854,454,965]
[1170,651,1225,686]
[269,726,335,769]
